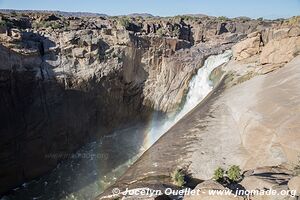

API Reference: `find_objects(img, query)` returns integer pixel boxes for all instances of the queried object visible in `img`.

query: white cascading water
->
[10,51,232,200]
[178,50,232,117]
[144,50,232,147]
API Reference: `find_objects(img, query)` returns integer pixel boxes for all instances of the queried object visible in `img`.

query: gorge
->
[0,11,300,200]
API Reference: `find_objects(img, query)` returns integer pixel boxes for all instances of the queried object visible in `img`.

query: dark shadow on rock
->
[217,22,229,35]
[183,170,203,189]
[155,194,172,200]
[226,183,246,194]
[0,29,160,199]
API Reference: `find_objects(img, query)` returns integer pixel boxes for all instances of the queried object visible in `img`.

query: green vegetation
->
[217,16,229,21]
[118,17,131,29]
[32,22,42,29]
[156,28,165,37]
[257,17,264,21]
[172,26,180,37]
[227,165,241,182]
[32,21,62,29]
[135,16,143,22]
[287,16,300,25]
[237,16,251,21]
[0,20,6,28]
[213,165,242,183]
[10,11,17,16]
[156,26,180,38]
[213,167,225,181]
[174,15,197,21]
[46,21,61,29]
[0,19,13,29]
[171,169,186,187]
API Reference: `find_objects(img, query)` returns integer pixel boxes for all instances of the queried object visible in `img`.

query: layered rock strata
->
[97,21,300,200]
[0,12,288,194]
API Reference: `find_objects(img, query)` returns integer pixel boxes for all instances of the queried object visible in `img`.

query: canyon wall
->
[97,19,300,200]
[0,12,279,194]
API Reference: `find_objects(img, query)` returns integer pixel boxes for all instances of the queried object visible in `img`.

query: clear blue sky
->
[0,0,299,19]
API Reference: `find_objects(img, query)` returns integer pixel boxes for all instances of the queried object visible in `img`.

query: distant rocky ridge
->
[0,9,158,18]
[97,16,300,200]
[0,9,109,17]
[0,10,298,196]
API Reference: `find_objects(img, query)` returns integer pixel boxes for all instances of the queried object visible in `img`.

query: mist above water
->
[5,50,232,200]
[144,50,232,147]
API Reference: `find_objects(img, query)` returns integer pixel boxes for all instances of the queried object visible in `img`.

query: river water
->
[3,50,232,200]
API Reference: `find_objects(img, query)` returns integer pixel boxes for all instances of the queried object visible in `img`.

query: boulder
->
[184,181,242,200]
[272,28,290,40]
[248,195,296,200]
[44,14,61,21]
[260,36,300,64]
[288,176,300,196]
[232,33,261,60]
[195,180,225,190]
[288,26,300,37]
[73,47,87,58]
[241,176,289,191]
[240,166,291,191]
[184,194,243,200]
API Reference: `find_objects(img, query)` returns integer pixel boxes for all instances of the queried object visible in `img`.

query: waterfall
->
[9,50,232,200]
[144,50,232,148]
[178,50,232,117]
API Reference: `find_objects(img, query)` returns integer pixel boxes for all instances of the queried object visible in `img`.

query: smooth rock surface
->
[288,176,300,196]
[232,33,261,60]
[98,55,300,200]
[0,12,275,195]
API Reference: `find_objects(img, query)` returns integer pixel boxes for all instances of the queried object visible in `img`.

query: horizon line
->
[0,8,297,20]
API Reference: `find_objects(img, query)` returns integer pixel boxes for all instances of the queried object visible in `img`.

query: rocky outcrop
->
[232,24,300,65]
[240,166,292,191]
[232,31,261,60]
[96,22,300,199]
[0,31,151,194]
[288,176,300,196]
[260,32,300,64]
[183,166,296,200]
[184,180,243,200]
[0,12,285,195]
[98,166,297,200]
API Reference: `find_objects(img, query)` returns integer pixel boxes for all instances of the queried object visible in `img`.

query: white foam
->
[146,50,232,146]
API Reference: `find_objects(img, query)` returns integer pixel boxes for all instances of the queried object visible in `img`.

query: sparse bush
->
[227,165,241,182]
[0,20,6,28]
[172,26,180,37]
[213,167,225,182]
[50,22,61,29]
[11,11,17,16]
[118,17,131,29]
[156,28,165,37]
[44,21,54,28]
[237,16,251,21]
[32,22,42,29]
[217,16,229,21]
[0,20,13,29]
[287,16,300,25]
[32,21,62,29]
[171,169,186,187]
[257,17,263,21]
[175,15,196,21]
[6,21,13,28]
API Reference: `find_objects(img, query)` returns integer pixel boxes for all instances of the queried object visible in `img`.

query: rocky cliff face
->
[96,18,300,200]
[0,12,281,194]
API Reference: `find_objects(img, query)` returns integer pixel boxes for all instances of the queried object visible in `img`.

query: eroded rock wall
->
[0,12,279,194]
